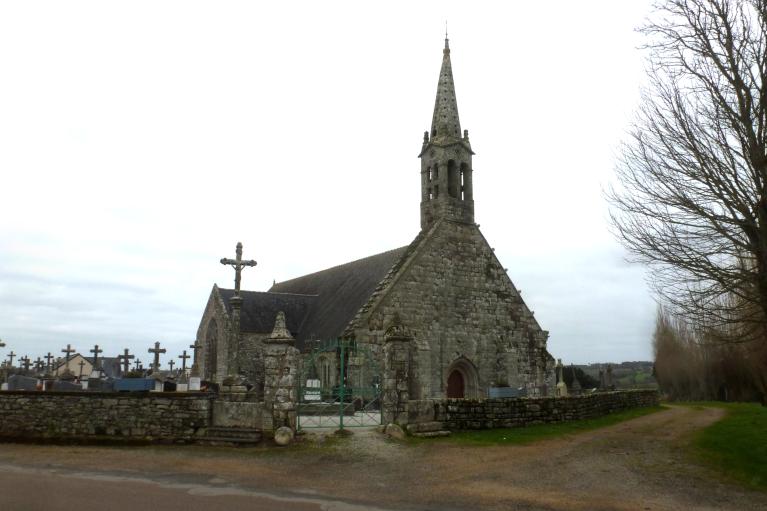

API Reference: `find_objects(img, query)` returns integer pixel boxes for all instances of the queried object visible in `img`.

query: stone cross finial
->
[148,341,166,372]
[7,351,16,366]
[268,311,293,341]
[220,242,257,296]
[90,345,103,369]
[61,344,75,365]
[178,350,190,372]
[117,348,135,374]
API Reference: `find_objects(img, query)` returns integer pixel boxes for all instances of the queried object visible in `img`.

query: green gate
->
[297,339,382,430]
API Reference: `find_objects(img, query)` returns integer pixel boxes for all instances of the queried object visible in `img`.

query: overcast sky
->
[0,1,658,366]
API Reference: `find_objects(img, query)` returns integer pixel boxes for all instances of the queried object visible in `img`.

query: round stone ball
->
[274,426,294,446]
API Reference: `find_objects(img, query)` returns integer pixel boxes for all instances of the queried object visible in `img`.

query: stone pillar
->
[224,295,243,385]
[382,323,413,425]
[263,312,299,433]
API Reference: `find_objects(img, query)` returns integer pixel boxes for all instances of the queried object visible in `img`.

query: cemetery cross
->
[220,242,256,379]
[117,348,135,374]
[168,359,175,372]
[178,350,190,372]
[7,351,16,367]
[44,352,54,372]
[148,342,166,372]
[90,344,103,371]
[78,359,86,379]
[20,356,31,371]
[61,344,75,368]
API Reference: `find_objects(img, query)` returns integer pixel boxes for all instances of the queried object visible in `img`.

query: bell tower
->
[419,36,475,230]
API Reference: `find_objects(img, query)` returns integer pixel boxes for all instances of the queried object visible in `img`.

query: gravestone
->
[8,375,39,391]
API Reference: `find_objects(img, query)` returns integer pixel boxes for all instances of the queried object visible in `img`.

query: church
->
[196,37,556,399]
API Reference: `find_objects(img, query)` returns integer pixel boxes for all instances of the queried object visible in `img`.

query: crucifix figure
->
[148,341,166,372]
[220,242,257,296]
[20,356,31,372]
[117,348,135,374]
[90,345,103,371]
[168,359,175,372]
[178,350,190,373]
[61,344,75,367]
[7,351,16,367]
[44,352,54,372]
[78,359,86,379]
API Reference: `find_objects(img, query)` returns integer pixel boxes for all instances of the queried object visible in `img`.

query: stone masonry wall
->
[407,390,659,430]
[351,220,556,399]
[0,391,213,442]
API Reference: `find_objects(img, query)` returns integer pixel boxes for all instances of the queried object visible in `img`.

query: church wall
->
[351,220,555,399]
[195,287,230,383]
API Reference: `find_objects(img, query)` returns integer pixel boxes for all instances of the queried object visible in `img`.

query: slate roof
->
[218,289,316,336]
[213,247,404,348]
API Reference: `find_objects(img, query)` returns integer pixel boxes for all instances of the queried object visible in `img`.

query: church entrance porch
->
[445,356,479,399]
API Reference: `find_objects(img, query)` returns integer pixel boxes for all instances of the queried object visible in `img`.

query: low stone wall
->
[0,391,214,442]
[407,390,659,430]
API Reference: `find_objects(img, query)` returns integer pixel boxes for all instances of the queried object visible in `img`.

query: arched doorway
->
[445,356,480,399]
[204,319,218,381]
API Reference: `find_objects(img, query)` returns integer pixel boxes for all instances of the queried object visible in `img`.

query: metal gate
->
[297,339,382,430]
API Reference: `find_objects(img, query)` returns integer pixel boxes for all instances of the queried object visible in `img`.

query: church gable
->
[347,219,554,397]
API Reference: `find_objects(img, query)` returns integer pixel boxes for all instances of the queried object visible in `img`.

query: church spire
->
[430,35,462,142]
[419,36,475,231]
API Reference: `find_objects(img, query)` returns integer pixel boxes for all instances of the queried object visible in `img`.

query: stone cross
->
[7,351,16,367]
[117,348,135,374]
[90,345,103,371]
[78,359,86,379]
[189,341,202,376]
[20,356,31,371]
[61,344,75,367]
[168,359,175,372]
[44,352,54,371]
[134,358,142,370]
[178,350,190,372]
[34,357,43,372]
[148,341,166,372]
[220,242,257,296]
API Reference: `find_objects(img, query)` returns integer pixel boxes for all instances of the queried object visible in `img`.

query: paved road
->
[0,463,382,511]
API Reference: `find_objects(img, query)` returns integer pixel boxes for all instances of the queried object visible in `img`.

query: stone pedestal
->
[263,312,299,434]
[383,324,413,425]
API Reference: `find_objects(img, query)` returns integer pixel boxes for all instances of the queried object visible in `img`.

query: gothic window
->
[427,166,432,182]
[460,162,468,200]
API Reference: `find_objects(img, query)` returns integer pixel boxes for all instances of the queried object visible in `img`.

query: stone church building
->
[196,38,555,399]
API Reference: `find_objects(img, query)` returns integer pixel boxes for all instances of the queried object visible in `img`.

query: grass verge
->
[686,402,767,491]
[415,405,665,446]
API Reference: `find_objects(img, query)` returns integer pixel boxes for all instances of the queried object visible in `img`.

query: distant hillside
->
[574,361,657,390]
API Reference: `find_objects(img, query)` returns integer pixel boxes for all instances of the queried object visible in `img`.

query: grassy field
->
[415,405,664,446]
[687,402,767,491]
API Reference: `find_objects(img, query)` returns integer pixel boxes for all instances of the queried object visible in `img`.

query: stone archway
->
[445,356,479,399]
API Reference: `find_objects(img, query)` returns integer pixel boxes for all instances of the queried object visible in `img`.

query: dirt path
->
[0,405,764,510]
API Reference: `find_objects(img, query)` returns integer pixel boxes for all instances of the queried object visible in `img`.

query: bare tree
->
[609,0,767,338]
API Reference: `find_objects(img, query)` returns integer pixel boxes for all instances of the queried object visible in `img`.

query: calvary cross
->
[148,342,166,371]
[117,348,135,373]
[220,242,257,296]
